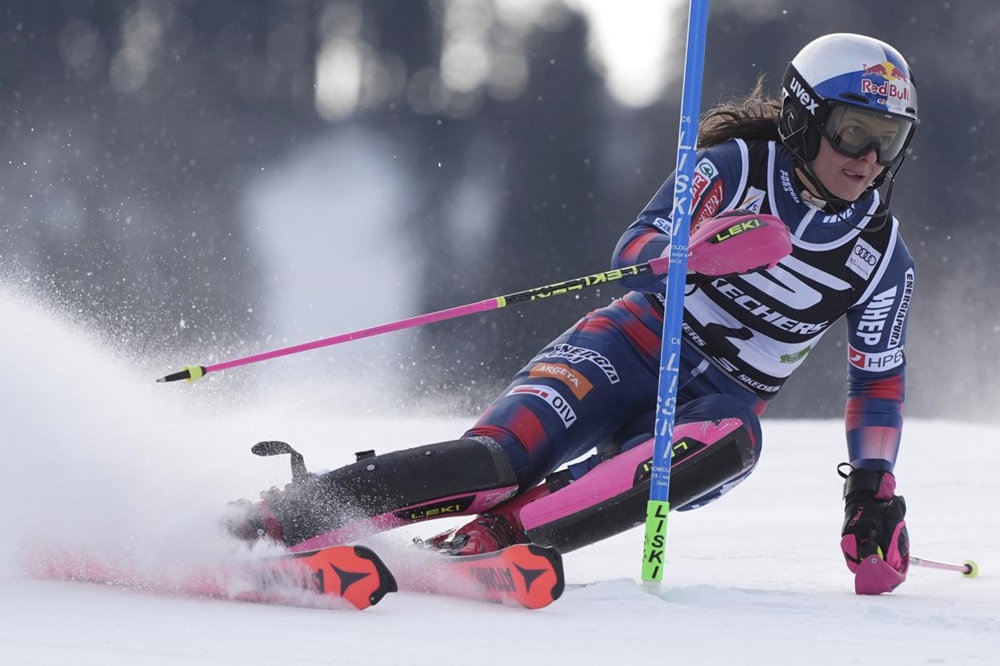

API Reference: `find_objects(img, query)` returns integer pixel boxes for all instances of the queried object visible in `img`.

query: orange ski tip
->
[512,544,565,609]
[455,543,564,609]
[283,545,397,610]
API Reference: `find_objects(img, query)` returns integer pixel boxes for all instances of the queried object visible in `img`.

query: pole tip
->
[156,365,206,383]
[963,560,980,578]
[639,579,663,595]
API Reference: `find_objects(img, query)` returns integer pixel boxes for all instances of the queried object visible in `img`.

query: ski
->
[31,542,562,610]
[396,543,565,609]
[29,544,397,611]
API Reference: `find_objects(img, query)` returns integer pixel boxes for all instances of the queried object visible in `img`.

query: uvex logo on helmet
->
[788,76,819,115]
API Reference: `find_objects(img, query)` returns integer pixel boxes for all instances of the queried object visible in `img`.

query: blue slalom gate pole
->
[642,0,710,589]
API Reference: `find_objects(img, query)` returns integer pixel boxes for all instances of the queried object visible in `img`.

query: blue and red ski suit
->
[467,137,913,500]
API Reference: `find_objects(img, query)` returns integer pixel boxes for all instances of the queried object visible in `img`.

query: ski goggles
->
[821,104,915,166]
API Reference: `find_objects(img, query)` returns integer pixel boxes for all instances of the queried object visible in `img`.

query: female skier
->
[231,33,918,594]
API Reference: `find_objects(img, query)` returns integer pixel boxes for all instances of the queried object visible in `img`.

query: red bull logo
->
[860,60,910,104]
[862,60,909,83]
[887,64,908,84]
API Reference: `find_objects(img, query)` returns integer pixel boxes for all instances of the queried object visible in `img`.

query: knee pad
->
[266,437,520,548]
[520,418,759,553]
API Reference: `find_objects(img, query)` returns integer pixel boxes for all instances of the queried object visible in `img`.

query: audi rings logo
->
[853,244,878,266]
[846,238,882,280]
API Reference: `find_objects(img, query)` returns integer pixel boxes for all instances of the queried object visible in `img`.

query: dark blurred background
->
[2,0,997,420]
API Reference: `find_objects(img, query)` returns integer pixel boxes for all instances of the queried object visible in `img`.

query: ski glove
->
[686,210,791,278]
[839,465,910,582]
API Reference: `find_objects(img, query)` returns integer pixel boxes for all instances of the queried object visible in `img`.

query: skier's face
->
[809,136,885,202]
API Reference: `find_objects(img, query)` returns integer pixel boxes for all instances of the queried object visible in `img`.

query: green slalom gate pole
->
[642,0,710,589]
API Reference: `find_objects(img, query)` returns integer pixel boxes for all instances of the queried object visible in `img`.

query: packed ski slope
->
[2,287,998,665]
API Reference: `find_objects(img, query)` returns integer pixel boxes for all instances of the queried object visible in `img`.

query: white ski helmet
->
[779,33,918,168]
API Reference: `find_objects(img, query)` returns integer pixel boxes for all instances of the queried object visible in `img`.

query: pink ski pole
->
[157,258,670,383]
[910,556,979,578]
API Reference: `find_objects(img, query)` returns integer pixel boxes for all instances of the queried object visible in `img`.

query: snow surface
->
[2,287,998,666]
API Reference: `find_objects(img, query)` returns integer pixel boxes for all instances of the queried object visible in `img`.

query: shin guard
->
[250,437,520,551]
[520,419,758,553]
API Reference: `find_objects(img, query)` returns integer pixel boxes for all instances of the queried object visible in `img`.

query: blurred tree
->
[0,0,326,359]
[409,11,612,406]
